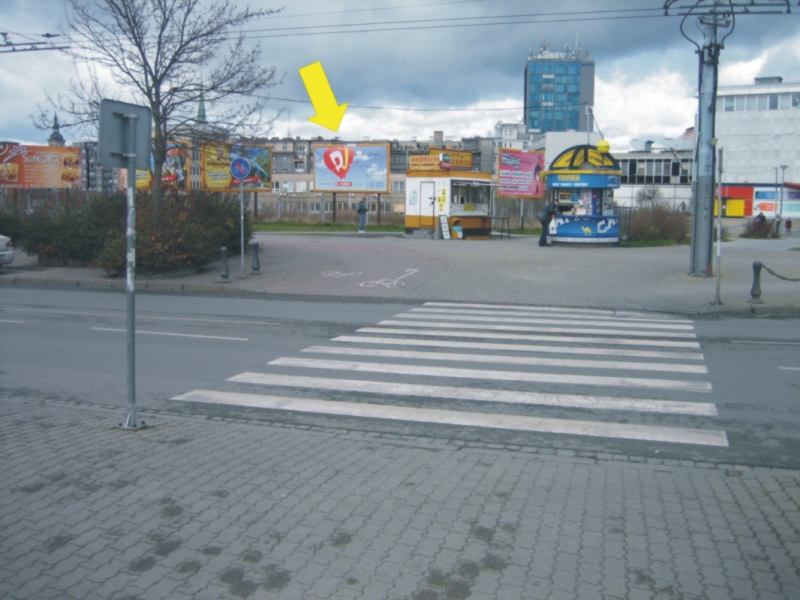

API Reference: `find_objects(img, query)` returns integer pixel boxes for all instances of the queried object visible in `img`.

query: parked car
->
[0,235,15,267]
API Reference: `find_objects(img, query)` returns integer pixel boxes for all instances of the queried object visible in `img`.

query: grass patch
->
[791,247,800,252]
[252,221,403,233]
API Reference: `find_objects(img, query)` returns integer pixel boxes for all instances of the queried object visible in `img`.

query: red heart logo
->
[323,146,354,179]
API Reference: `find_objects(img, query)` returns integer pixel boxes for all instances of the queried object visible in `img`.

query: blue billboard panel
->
[313,143,390,193]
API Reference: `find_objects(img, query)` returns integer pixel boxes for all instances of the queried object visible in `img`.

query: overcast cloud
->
[1,0,798,151]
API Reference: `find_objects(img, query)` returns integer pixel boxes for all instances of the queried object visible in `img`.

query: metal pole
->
[121,113,140,429]
[714,145,723,305]
[690,14,723,277]
[320,194,325,224]
[278,192,282,221]
[240,179,245,274]
[332,191,337,223]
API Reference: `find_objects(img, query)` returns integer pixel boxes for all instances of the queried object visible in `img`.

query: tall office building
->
[524,40,595,134]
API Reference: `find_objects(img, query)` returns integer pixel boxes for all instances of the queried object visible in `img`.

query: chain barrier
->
[761,264,800,283]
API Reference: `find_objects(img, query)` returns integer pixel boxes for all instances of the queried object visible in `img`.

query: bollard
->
[251,241,261,274]
[749,261,763,303]
[220,246,229,280]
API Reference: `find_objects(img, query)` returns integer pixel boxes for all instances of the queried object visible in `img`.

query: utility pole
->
[663,0,796,276]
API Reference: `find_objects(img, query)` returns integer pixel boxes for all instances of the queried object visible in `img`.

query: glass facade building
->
[524,42,595,134]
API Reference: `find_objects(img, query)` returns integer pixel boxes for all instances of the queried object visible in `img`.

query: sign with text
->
[133,140,191,190]
[428,148,473,170]
[497,149,544,198]
[313,143,389,193]
[201,143,272,191]
[0,144,82,189]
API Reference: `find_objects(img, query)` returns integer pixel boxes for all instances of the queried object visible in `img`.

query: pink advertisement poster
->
[498,150,545,198]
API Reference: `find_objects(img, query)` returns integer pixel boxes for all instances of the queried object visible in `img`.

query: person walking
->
[356,197,368,233]
[785,217,792,237]
[537,198,559,247]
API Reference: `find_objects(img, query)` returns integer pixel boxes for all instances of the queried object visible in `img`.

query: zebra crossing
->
[172,301,727,448]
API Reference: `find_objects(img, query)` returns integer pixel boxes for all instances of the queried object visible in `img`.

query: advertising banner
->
[0,144,82,189]
[428,149,473,170]
[134,141,190,190]
[546,173,621,189]
[201,143,272,191]
[497,150,544,198]
[409,155,448,171]
[551,215,620,243]
[313,143,390,193]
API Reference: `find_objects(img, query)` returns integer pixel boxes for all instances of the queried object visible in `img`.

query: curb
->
[3,273,799,316]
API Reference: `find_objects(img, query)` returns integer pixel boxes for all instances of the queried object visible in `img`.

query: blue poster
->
[551,216,620,243]
[314,144,389,193]
[546,173,621,189]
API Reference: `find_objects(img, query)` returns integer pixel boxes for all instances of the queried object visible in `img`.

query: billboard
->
[134,140,190,190]
[497,149,544,198]
[201,142,272,191]
[429,148,473,170]
[0,144,82,189]
[313,143,390,193]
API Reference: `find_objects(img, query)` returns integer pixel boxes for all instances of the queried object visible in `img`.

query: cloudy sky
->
[1,0,799,151]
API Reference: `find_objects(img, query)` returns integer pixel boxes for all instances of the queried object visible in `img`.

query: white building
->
[715,76,800,186]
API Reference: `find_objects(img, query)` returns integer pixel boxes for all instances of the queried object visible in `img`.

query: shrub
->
[740,218,780,239]
[0,208,26,243]
[630,206,689,243]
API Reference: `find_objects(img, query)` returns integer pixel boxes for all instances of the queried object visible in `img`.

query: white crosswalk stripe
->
[172,302,726,447]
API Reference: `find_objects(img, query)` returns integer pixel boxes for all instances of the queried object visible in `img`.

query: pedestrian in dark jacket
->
[785,217,792,237]
[538,199,559,247]
[356,197,368,232]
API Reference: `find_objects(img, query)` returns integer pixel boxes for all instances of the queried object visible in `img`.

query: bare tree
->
[34,0,283,197]
[635,186,665,210]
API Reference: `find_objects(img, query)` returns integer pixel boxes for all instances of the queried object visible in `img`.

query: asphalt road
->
[2,286,799,469]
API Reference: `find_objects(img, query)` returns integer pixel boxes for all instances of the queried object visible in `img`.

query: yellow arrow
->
[299,61,348,132]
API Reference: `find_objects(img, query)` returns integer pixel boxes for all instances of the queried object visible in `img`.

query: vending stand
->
[542,142,622,245]
[405,152,493,239]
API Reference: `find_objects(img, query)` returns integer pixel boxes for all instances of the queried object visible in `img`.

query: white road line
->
[732,340,800,347]
[91,327,248,341]
[0,307,275,325]
[303,345,709,374]
[423,302,685,321]
[779,367,800,371]
[269,357,713,393]
[226,373,719,416]
[172,389,728,447]
[379,320,697,340]
[0,319,25,324]
[333,335,705,360]
[359,327,702,349]
[410,307,693,325]
[395,312,695,331]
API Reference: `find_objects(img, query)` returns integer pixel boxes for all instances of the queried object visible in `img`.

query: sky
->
[1,0,799,152]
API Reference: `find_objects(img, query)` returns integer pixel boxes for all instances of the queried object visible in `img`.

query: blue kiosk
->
[543,142,622,245]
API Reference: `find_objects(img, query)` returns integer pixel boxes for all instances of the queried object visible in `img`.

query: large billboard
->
[497,149,544,198]
[0,144,82,189]
[313,143,390,193]
[201,142,272,191]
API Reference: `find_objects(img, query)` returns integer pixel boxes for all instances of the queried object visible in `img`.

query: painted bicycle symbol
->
[360,269,419,289]
[321,271,362,277]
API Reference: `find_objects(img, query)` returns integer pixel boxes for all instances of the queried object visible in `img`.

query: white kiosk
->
[405,163,493,239]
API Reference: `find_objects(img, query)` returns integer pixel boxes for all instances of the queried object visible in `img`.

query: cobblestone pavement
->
[3,233,798,315]
[2,396,800,600]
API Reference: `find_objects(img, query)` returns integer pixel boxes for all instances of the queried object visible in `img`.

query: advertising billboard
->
[134,140,190,190]
[428,149,473,170]
[0,144,82,189]
[201,142,272,192]
[497,149,544,198]
[313,143,390,193]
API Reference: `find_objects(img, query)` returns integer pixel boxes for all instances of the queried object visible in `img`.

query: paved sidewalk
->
[2,233,798,315]
[2,396,800,600]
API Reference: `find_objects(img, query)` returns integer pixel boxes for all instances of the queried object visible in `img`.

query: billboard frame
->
[312,142,390,194]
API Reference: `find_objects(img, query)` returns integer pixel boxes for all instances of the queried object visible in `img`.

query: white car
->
[0,235,14,267]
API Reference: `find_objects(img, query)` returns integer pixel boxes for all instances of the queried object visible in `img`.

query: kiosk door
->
[421,181,435,228]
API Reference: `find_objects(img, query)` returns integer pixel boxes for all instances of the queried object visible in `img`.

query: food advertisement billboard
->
[313,143,390,193]
[201,143,272,191]
[497,149,544,198]
[0,144,82,189]
[428,148,473,170]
